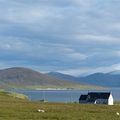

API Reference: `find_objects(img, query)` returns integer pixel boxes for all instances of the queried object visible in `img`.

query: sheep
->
[37,109,41,112]
[116,112,119,116]
[41,110,45,113]
[37,109,45,113]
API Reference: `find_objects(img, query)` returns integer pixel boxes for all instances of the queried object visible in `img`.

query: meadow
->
[0,91,120,120]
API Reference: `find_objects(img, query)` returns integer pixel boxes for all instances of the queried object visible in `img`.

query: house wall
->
[108,94,114,105]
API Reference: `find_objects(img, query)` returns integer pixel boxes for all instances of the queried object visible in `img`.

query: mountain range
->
[0,67,94,90]
[1,67,119,89]
[47,71,120,87]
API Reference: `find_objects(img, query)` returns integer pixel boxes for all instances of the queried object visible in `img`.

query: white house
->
[79,92,114,105]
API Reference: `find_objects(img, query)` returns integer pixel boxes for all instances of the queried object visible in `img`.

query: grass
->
[0,92,120,120]
[8,92,28,99]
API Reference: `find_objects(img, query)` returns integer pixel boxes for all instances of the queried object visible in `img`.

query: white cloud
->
[58,47,87,61]
[66,52,87,61]
[75,34,119,42]
[58,68,91,76]
[0,0,120,73]
[109,23,120,30]
[0,39,87,62]
[0,38,27,51]
[112,50,120,57]
[72,0,93,8]
[58,63,120,76]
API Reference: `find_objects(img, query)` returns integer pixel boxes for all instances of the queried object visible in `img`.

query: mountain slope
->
[0,67,94,89]
[78,71,120,87]
[47,71,120,87]
[46,72,78,82]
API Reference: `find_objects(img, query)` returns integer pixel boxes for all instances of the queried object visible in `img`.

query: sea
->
[12,88,120,103]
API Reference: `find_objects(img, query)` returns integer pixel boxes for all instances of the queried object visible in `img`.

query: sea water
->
[13,88,120,102]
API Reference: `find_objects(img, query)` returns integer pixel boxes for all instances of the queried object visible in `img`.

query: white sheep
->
[116,112,119,116]
[37,109,45,113]
[37,109,41,112]
[41,110,45,113]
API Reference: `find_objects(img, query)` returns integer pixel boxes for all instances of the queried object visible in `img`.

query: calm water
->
[13,88,120,102]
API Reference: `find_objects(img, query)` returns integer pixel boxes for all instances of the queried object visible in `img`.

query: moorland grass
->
[0,92,120,120]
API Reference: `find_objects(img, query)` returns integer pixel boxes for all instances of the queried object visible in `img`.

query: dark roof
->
[87,92,111,102]
[79,95,88,100]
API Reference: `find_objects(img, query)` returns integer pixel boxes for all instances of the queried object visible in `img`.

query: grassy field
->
[0,91,120,120]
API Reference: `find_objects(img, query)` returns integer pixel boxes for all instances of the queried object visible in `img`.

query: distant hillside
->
[47,71,120,88]
[0,67,94,90]
[78,71,120,87]
[46,72,78,82]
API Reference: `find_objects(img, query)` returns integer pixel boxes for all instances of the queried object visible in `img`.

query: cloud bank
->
[0,0,120,75]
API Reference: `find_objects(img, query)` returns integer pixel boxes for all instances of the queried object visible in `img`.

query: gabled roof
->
[87,92,111,102]
[79,95,88,100]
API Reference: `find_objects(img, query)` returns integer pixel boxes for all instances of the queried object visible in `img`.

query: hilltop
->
[46,72,78,82]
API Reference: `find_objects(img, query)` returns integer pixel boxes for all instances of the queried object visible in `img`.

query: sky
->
[0,0,120,76]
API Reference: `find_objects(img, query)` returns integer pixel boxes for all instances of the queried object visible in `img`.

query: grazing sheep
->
[37,109,45,113]
[116,112,119,116]
[41,110,45,113]
[37,109,41,112]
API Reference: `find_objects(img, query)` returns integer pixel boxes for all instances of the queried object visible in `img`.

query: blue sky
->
[0,0,120,76]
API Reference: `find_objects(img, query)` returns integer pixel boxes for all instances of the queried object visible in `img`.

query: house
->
[79,92,114,105]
